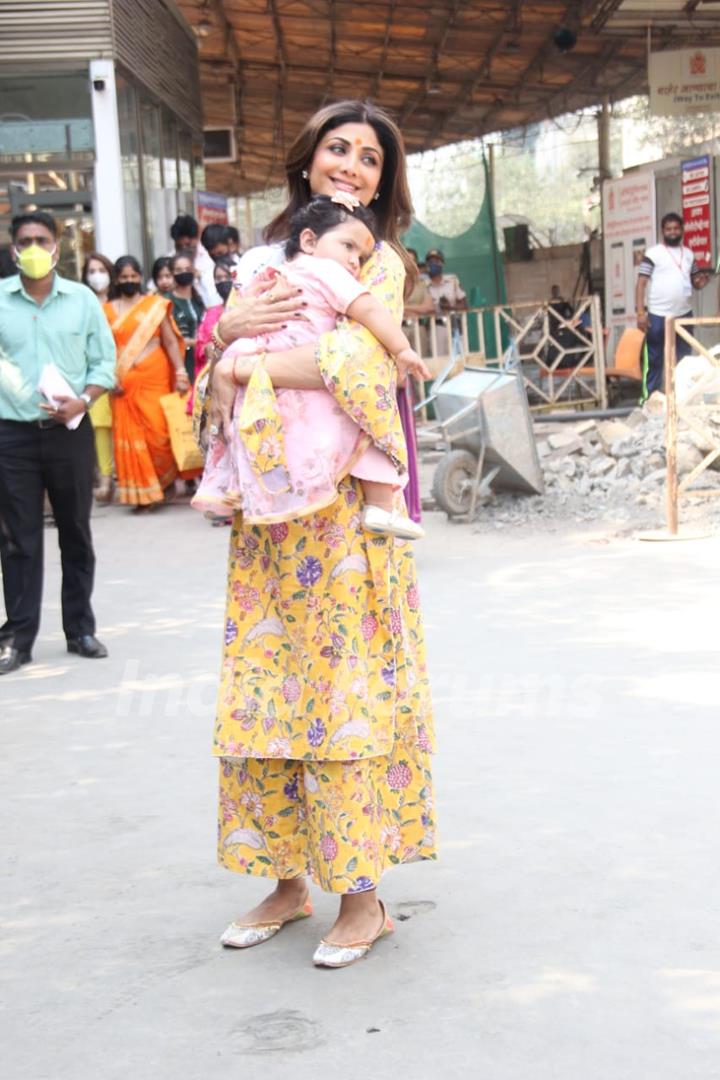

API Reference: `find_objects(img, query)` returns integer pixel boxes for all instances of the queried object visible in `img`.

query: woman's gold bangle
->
[211,326,228,352]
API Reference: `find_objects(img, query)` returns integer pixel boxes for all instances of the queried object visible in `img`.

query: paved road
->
[3,504,720,1078]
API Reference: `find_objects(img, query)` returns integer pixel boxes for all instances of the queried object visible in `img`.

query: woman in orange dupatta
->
[104,256,189,508]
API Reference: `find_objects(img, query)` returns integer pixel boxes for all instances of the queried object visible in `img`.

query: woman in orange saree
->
[104,256,190,507]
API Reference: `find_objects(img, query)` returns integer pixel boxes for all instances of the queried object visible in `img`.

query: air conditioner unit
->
[203,127,236,163]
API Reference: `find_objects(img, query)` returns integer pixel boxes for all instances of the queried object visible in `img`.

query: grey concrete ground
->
[3,502,720,1079]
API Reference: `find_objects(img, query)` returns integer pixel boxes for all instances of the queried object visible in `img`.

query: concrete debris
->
[588,455,616,477]
[547,430,585,451]
[420,388,720,535]
[675,443,704,475]
[595,419,633,452]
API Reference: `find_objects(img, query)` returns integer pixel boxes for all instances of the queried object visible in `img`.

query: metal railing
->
[665,316,720,534]
[404,294,607,411]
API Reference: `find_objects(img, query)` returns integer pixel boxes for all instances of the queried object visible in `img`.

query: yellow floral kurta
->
[216,242,436,892]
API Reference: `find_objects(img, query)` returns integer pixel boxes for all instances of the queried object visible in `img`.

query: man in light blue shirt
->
[0,210,116,674]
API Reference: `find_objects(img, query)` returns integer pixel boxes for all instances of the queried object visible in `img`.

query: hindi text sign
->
[649,48,720,117]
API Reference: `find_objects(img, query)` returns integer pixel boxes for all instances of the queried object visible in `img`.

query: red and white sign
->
[681,155,713,269]
[602,172,657,340]
[196,191,228,229]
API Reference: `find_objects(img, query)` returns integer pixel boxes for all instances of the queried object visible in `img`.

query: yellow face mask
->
[15,243,56,280]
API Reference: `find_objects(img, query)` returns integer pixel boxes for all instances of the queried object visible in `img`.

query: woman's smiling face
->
[307,122,384,208]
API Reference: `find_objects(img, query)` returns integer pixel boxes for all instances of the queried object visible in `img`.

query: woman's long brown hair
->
[265,100,416,291]
[81,251,117,299]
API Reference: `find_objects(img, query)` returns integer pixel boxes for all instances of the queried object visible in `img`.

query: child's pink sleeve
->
[306,257,369,315]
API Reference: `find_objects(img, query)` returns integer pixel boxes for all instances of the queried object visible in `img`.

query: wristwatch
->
[79,392,92,410]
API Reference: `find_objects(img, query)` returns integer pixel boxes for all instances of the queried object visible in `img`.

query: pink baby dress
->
[192,253,404,522]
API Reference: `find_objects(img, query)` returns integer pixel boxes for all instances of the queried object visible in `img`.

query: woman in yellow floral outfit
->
[209,101,435,968]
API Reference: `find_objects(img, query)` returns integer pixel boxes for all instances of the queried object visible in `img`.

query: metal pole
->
[486,143,502,306]
[597,95,611,184]
[665,317,679,535]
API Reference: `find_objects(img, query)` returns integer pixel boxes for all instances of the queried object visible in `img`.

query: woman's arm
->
[160,315,190,393]
[210,345,325,437]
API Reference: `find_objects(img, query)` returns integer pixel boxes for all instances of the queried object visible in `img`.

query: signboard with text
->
[196,191,228,229]
[681,155,713,270]
[649,47,720,117]
[603,172,657,348]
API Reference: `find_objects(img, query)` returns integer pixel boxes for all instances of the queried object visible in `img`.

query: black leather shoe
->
[66,635,108,659]
[0,644,32,675]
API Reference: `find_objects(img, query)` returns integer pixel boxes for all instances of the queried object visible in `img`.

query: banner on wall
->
[649,48,720,116]
[602,172,657,342]
[196,191,228,229]
[681,155,713,270]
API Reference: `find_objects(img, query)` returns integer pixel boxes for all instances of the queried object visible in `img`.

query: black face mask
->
[117,281,141,296]
[664,234,683,247]
[216,280,233,303]
[174,271,194,286]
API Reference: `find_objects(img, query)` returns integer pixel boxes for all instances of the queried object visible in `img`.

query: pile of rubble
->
[420,393,720,533]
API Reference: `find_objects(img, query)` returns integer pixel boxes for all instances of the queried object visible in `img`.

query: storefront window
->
[0,73,94,162]
[140,98,162,190]
[113,72,203,265]
[116,74,145,265]
[0,73,95,265]
[178,128,192,192]
[192,139,206,193]
[140,97,163,257]
[161,108,178,190]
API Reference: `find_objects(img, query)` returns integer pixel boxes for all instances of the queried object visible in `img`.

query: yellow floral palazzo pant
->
[218,742,436,893]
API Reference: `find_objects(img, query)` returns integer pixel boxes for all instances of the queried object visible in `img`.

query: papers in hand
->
[37,363,84,430]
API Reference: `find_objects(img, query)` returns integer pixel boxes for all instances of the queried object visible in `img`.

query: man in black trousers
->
[0,211,116,674]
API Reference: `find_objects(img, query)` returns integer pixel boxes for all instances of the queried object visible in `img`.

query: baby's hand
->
[395,347,431,382]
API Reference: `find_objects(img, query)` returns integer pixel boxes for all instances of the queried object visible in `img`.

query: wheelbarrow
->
[418,365,545,520]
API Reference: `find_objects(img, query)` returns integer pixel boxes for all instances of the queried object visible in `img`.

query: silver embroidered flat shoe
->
[312,900,394,969]
[220,896,313,949]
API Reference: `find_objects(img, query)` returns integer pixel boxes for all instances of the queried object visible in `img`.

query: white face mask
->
[87,269,111,293]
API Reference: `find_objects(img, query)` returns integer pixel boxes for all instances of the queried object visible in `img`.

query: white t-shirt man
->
[638,243,697,318]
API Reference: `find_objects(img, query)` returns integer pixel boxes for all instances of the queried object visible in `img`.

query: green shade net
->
[403,154,506,358]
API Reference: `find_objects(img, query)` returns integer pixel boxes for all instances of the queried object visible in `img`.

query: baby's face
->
[312,219,375,279]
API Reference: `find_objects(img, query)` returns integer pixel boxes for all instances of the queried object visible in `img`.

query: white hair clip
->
[330,191,360,212]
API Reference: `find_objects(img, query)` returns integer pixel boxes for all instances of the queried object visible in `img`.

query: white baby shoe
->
[361,505,425,541]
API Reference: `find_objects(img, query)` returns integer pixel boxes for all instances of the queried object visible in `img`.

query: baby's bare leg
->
[361,480,395,512]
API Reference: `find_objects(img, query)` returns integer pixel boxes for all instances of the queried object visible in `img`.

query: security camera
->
[93,78,106,91]
[553,27,577,52]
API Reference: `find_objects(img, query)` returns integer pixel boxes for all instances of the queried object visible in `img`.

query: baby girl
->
[193,195,427,540]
